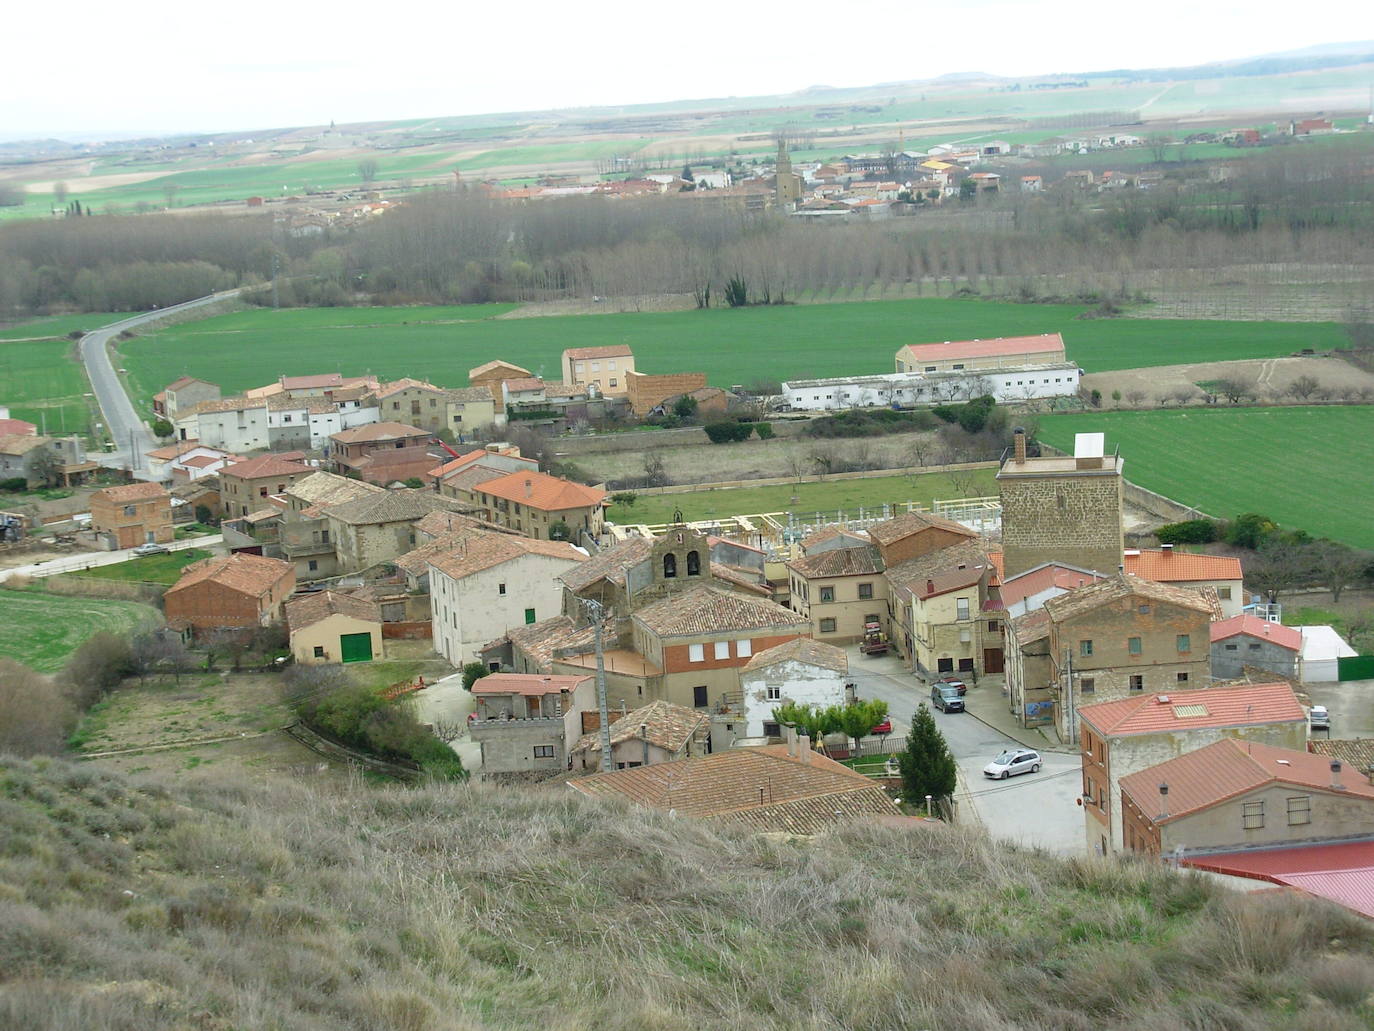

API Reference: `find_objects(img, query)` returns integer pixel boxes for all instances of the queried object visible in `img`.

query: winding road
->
[78,290,240,473]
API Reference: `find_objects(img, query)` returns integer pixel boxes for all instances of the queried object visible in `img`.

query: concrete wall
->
[1160,784,1374,855]
[291,613,383,664]
[1211,636,1299,681]
[472,717,569,774]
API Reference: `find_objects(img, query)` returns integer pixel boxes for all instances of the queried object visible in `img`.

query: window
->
[1080,677,1095,694]
[1217,586,1232,600]
[1129,675,1144,691]
[1241,800,1265,830]
[609,379,617,388]
[524,608,536,624]
[663,553,677,578]
[1248,643,1262,651]
[924,366,937,373]
[958,657,974,672]
[1176,672,1190,684]
[1286,796,1311,826]
[1225,643,1238,651]
[819,586,835,603]
[686,550,700,576]
[313,645,325,658]
[858,583,873,600]
[498,583,506,595]
[763,721,781,737]
[693,686,708,708]
[952,363,965,370]
[937,657,954,673]
[956,598,970,620]
[1176,634,1191,653]
[1080,640,1093,657]
[688,644,705,662]
[123,504,136,516]
[308,560,318,572]
[1138,604,1151,614]
[713,641,730,660]
[819,617,838,633]
[1128,637,1142,655]
[766,684,781,701]
[737,639,752,658]
[533,745,555,759]
[988,620,1000,633]
[607,360,616,370]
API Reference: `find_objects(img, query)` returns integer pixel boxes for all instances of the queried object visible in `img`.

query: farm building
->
[780,363,1079,412]
[286,589,383,664]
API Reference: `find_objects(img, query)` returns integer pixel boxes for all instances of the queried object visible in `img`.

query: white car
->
[1310,706,1330,730]
[983,748,1041,779]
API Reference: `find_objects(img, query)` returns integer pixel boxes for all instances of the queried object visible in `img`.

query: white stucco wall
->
[782,364,1079,412]
[739,659,847,738]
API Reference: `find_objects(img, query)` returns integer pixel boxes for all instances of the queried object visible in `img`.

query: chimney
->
[1158,781,1169,819]
[798,734,811,762]
[1331,760,1346,791]
[524,478,533,499]
[1013,427,1027,464]
[1161,543,1173,553]
[926,578,935,595]
[786,725,798,757]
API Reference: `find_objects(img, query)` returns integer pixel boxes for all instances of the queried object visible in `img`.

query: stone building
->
[561,345,635,396]
[997,429,1123,579]
[1209,615,1302,681]
[1078,680,1307,853]
[786,538,886,645]
[569,700,711,771]
[468,673,595,776]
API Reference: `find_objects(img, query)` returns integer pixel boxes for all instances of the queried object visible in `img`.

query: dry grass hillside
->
[3,754,1374,1031]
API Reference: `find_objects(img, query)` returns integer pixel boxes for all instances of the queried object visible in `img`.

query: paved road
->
[0,534,224,582]
[78,290,241,474]
[846,647,1087,855]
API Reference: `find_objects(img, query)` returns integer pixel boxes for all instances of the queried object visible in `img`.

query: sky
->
[3,0,1371,138]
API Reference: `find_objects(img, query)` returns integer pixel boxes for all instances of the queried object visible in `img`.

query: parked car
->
[931,683,964,713]
[983,748,1041,779]
[131,542,169,556]
[870,718,892,736]
[1309,705,1330,730]
[935,674,967,696]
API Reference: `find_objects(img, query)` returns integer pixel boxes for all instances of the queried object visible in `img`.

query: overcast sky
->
[3,0,1369,138]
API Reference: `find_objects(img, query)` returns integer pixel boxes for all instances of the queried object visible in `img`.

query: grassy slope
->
[0,590,161,672]
[1037,406,1374,548]
[118,298,1341,401]
[2,755,1372,1031]
[67,549,212,585]
[608,468,998,524]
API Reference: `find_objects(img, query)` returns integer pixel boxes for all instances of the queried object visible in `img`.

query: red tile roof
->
[165,553,293,599]
[285,589,381,629]
[743,637,848,674]
[998,562,1105,609]
[468,360,531,380]
[475,470,606,512]
[1120,739,1374,825]
[868,510,976,546]
[1078,681,1305,737]
[328,421,428,444]
[0,418,38,437]
[1124,549,1242,583]
[472,672,590,697]
[93,481,170,502]
[424,527,586,580]
[564,344,634,359]
[1210,614,1302,652]
[897,333,1065,363]
[221,454,313,480]
[633,585,809,637]
[1184,841,1374,920]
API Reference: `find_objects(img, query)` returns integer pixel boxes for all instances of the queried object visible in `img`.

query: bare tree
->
[53,181,69,206]
[1245,539,1315,603]
[27,446,63,488]
[1213,378,1256,405]
[1125,389,1148,407]
[1310,542,1369,602]
[0,659,72,756]
[1287,375,1321,401]
[432,719,466,743]
[357,158,380,184]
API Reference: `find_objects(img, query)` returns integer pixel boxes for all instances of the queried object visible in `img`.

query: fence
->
[1338,655,1374,682]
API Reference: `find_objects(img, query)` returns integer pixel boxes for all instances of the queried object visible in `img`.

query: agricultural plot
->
[68,548,212,585]
[1037,406,1374,549]
[0,333,95,435]
[606,468,999,525]
[119,297,1341,402]
[0,589,161,672]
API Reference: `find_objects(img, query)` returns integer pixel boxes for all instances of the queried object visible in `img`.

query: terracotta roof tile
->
[1043,573,1221,622]
[897,333,1065,363]
[563,345,634,359]
[498,615,578,670]
[868,510,977,546]
[743,637,848,674]
[501,377,546,393]
[285,589,381,629]
[468,360,531,379]
[475,470,606,512]
[375,378,445,399]
[571,700,710,757]
[441,461,515,494]
[800,526,871,550]
[999,561,1106,609]
[445,387,497,403]
[634,586,808,637]
[709,561,772,596]
[1125,549,1243,583]
[427,527,587,580]
[287,471,385,507]
[414,508,512,540]
[1210,614,1302,652]
[93,481,170,502]
[0,433,49,455]
[787,545,883,579]
[324,489,473,527]
[885,540,991,600]
[1120,739,1374,824]
[165,553,293,599]
[1308,740,1374,772]
[1010,608,1051,644]
[329,421,428,444]
[221,454,313,481]
[558,537,654,593]
[472,672,591,697]
[1078,681,1305,737]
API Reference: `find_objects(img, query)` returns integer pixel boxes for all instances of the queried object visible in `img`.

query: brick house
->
[562,345,635,395]
[460,469,607,542]
[1078,680,1307,854]
[88,481,173,549]
[624,370,708,415]
[219,454,314,518]
[164,553,295,631]
[328,422,431,474]
[467,360,533,412]
[1120,740,1374,858]
[1005,574,1220,736]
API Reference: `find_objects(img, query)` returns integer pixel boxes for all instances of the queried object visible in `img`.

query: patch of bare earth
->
[1083,355,1374,401]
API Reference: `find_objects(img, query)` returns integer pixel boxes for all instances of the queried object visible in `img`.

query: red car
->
[935,675,967,696]
[870,718,893,736]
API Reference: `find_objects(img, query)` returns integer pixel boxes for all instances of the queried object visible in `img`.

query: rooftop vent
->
[1157,695,1171,704]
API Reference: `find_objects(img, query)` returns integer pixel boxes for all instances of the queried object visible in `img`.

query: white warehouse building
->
[781,363,1081,412]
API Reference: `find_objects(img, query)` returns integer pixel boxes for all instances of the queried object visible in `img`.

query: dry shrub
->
[0,659,72,757]
[1,573,31,590]
[1305,953,1374,1009]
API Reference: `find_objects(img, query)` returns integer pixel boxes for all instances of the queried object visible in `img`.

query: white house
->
[173,399,271,452]
[781,363,1080,412]
[736,637,849,740]
[428,529,588,666]
[143,441,242,483]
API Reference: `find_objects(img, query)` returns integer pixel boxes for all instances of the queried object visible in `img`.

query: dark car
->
[935,674,967,696]
[931,683,964,713]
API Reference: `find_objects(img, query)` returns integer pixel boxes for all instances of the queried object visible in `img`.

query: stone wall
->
[625,371,708,416]
[1000,472,1123,578]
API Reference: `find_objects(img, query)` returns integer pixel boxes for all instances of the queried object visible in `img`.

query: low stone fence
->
[627,460,999,498]
[551,419,810,456]
[43,574,167,606]
[382,620,432,640]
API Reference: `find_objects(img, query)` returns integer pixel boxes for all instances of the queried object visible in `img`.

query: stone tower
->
[774,138,802,209]
[997,429,1124,579]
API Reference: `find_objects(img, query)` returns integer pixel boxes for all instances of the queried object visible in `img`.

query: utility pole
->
[1064,648,1076,745]
[582,597,613,772]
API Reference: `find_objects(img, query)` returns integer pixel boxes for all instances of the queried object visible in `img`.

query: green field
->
[118,298,1343,401]
[1037,406,1374,548]
[0,334,96,435]
[68,548,212,584]
[0,589,162,672]
[606,468,999,525]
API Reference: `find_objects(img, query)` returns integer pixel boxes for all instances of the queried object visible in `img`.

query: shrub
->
[60,632,133,711]
[1155,519,1220,545]
[704,420,752,444]
[931,404,960,424]
[752,422,774,440]
[1225,512,1275,550]
[0,659,73,756]
[0,477,27,492]
[957,395,996,434]
[462,662,491,691]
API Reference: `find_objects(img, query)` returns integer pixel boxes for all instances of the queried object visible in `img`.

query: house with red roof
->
[1121,739,1374,859]
[562,345,634,396]
[1210,615,1302,681]
[895,333,1065,374]
[1078,680,1307,854]
[1124,546,1244,617]
[459,469,608,542]
[89,481,173,550]
[219,454,315,518]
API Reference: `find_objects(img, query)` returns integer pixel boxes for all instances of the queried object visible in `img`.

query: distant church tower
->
[774,138,802,209]
[997,429,1124,579]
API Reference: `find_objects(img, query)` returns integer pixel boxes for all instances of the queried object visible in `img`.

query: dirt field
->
[1082,354,1374,401]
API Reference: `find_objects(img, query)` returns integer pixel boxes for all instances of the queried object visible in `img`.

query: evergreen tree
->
[898,703,958,814]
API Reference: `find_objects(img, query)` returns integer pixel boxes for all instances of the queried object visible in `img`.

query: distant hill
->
[2,753,1372,1030]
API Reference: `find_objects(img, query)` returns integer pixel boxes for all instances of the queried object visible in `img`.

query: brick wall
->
[625,371,709,416]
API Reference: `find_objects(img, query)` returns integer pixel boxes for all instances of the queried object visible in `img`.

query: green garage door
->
[340,632,373,663]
